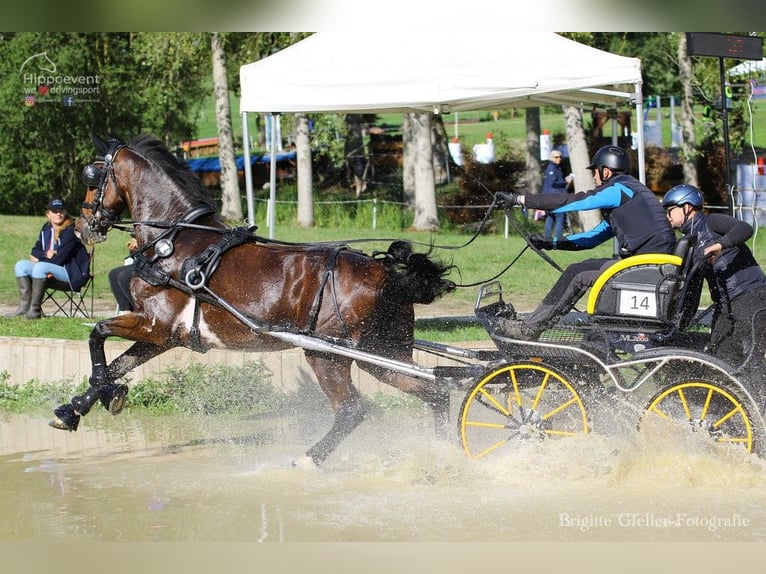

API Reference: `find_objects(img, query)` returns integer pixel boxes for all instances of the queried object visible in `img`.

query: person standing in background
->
[541,150,573,241]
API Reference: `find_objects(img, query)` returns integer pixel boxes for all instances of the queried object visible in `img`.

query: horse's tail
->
[381,240,456,305]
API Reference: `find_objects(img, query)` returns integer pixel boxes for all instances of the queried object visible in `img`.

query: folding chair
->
[42,246,95,318]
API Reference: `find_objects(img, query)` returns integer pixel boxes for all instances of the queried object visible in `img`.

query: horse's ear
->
[91,132,109,155]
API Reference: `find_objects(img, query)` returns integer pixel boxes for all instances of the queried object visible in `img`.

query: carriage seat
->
[585,234,700,332]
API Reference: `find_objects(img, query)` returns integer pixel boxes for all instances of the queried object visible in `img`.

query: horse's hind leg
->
[296,352,367,467]
[364,364,451,439]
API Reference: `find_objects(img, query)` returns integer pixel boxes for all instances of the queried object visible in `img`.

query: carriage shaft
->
[270,331,438,382]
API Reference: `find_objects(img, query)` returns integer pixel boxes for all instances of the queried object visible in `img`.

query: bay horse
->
[50,133,456,467]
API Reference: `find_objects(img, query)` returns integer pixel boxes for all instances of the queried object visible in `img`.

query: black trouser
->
[108,265,134,312]
[524,258,615,329]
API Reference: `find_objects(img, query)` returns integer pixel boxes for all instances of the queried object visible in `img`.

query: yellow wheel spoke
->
[712,404,742,428]
[531,373,549,411]
[643,381,757,455]
[478,387,511,417]
[465,420,507,430]
[472,439,508,459]
[509,369,522,408]
[676,388,692,419]
[542,396,579,420]
[700,388,713,421]
[545,429,581,437]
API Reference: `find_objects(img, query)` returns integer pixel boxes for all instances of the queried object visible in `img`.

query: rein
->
[115,197,542,290]
[90,138,548,294]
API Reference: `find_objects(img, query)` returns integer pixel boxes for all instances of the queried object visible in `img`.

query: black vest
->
[683,213,766,304]
[602,175,676,257]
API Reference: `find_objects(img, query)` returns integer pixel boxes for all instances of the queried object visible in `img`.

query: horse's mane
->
[129,134,216,209]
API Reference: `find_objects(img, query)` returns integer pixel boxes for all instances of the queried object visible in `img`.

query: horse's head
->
[77,131,221,247]
[76,134,128,245]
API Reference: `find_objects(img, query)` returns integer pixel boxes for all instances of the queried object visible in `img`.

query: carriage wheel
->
[641,379,764,454]
[458,362,590,460]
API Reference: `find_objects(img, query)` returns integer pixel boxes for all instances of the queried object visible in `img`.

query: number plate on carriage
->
[618,289,657,317]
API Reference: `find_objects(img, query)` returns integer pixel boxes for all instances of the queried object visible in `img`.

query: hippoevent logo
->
[19,52,101,107]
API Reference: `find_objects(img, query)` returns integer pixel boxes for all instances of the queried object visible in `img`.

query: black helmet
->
[81,163,103,187]
[586,145,630,174]
[662,184,704,209]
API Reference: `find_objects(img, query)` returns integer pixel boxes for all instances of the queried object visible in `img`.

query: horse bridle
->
[82,142,127,235]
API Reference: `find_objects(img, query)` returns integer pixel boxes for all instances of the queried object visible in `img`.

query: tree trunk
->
[210,32,242,223]
[525,108,542,195]
[411,112,439,231]
[564,105,601,233]
[402,113,415,205]
[431,114,451,185]
[677,33,699,187]
[344,114,368,197]
[295,114,313,227]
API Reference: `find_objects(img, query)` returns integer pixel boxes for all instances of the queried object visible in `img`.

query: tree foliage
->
[1,32,763,217]
[0,32,208,214]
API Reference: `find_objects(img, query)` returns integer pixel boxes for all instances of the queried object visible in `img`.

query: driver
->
[497,145,675,340]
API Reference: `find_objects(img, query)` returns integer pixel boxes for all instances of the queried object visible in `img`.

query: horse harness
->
[131,205,351,351]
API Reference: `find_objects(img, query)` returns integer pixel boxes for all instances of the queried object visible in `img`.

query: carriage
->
[51,133,766,466]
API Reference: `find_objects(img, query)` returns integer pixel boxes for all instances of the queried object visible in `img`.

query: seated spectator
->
[8,198,90,319]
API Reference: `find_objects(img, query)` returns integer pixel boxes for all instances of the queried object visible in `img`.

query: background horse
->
[51,134,455,467]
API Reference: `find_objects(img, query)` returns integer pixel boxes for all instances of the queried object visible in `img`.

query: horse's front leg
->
[49,316,172,431]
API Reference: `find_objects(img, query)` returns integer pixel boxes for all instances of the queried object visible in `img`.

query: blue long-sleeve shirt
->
[525,174,676,257]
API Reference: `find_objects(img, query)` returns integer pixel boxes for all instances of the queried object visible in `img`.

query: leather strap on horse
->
[305,245,351,339]
[132,226,258,351]
[179,226,253,290]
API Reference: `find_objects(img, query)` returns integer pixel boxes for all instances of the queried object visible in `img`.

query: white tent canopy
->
[239,32,644,230]
[240,32,642,113]
[729,58,766,77]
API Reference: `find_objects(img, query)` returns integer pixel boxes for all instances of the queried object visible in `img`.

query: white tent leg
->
[635,81,646,184]
[268,112,278,239]
[241,111,255,227]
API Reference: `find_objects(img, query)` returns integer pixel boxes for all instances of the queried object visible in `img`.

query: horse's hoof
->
[49,404,80,431]
[291,455,318,470]
[100,383,129,415]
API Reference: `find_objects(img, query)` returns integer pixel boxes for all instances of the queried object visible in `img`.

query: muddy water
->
[2,404,766,543]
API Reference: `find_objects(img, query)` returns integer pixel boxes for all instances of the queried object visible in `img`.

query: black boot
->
[6,277,32,317]
[24,278,46,320]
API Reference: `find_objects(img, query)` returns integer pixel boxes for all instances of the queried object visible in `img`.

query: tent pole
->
[268,112,279,239]
[241,111,255,227]
[634,81,646,184]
